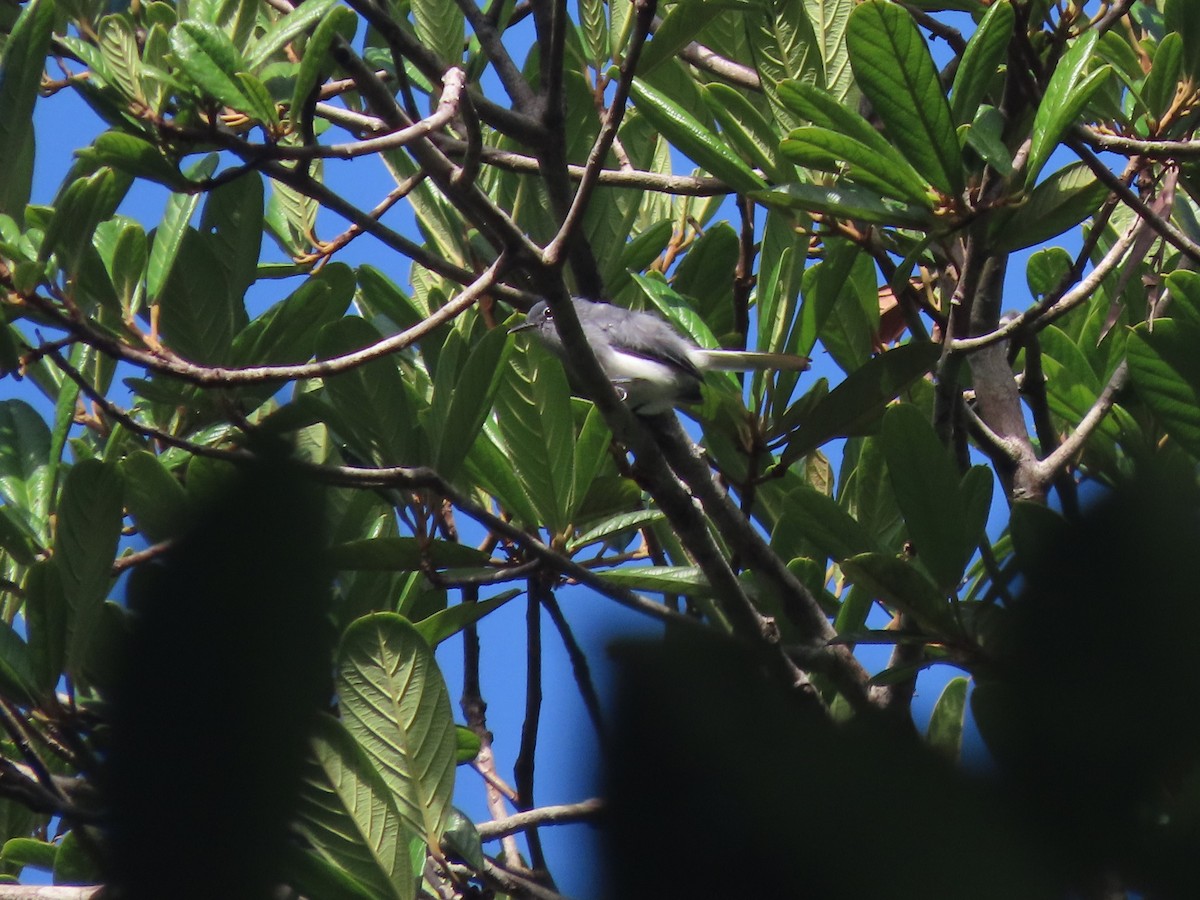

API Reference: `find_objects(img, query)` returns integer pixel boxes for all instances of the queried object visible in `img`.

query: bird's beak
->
[508,319,536,334]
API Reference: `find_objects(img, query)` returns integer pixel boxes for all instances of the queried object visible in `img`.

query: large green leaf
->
[0,0,53,221]
[774,342,941,469]
[1025,31,1109,187]
[120,451,189,543]
[746,0,820,130]
[991,162,1109,253]
[23,561,68,698]
[147,155,218,301]
[840,552,957,635]
[296,714,416,900]
[170,20,255,110]
[949,0,1014,125]
[701,83,794,184]
[199,174,264,303]
[337,613,457,845]
[232,263,355,367]
[927,675,969,760]
[781,126,934,205]
[39,168,128,278]
[494,343,576,534]
[0,619,39,706]
[157,228,239,365]
[597,565,710,595]
[316,317,424,466]
[641,0,744,74]
[429,324,513,482]
[846,0,963,196]
[770,484,879,563]
[880,403,990,591]
[53,460,123,679]
[630,78,767,194]
[1127,319,1200,458]
[753,182,932,227]
[0,400,52,537]
[803,0,856,102]
[1165,0,1200,82]
[411,0,465,64]
[247,0,340,70]
[413,593,519,646]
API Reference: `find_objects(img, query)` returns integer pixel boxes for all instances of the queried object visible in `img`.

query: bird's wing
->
[575,301,704,379]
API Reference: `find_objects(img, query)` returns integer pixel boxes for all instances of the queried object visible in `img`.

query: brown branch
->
[477,798,604,840]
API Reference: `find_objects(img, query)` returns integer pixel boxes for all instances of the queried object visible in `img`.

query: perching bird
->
[510,297,809,414]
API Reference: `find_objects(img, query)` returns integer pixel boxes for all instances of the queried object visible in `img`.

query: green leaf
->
[317,317,423,466]
[1166,0,1200,82]
[337,613,457,845]
[328,537,489,571]
[199,174,264,302]
[76,131,187,189]
[282,842,377,900]
[413,592,519,646]
[992,162,1109,252]
[640,0,743,74]
[753,182,931,226]
[296,714,415,900]
[701,83,794,184]
[840,552,956,635]
[880,403,972,590]
[157,228,239,364]
[289,4,358,131]
[120,451,189,543]
[23,560,68,697]
[430,324,513,482]
[569,509,663,552]
[54,459,123,679]
[963,105,1014,176]
[846,0,964,196]
[949,0,1014,125]
[246,0,340,70]
[747,0,819,130]
[412,0,465,64]
[171,20,254,110]
[1128,319,1200,458]
[0,620,38,706]
[494,343,576,533]
[803,0,856,102]
[107,221,149,317]
[771,485,878,563]
[579,0,609,66]
[774,342,941,469]
[1143,32,1184,122]
[630,78,767,194]
[781,126,934,205]
[1026,31,1109,187]
[39,168,128,277]
[0,400,52,537]
[0,0,54,221]
[147,154,218,301]
[0,505,38,565]
[233,263,354,367]
[597,565,710,595]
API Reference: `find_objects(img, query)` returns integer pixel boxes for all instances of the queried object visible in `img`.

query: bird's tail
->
[693,349,811,372]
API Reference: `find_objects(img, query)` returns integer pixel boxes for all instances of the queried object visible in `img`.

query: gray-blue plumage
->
[510,298,808,414]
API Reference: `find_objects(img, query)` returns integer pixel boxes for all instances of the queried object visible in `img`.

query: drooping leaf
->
[0,400,52,537]
[597,565,710,595]
[412,592,519,646]
[752,182,932,227]
[993,163,1110,253]
[336,613,457,845]
[781,126,934,205]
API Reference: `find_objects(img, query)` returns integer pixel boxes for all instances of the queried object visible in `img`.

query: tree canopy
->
[2,0,1200,897]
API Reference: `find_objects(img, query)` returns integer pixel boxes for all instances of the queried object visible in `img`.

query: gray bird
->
[510,298,809,414]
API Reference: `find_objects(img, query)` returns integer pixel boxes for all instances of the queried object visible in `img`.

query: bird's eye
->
[543,308,553,319]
